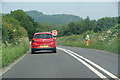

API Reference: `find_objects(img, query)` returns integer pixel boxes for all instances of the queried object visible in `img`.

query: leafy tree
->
[9,9,38,39]
[94,17,117,32]
[60,16,97,36]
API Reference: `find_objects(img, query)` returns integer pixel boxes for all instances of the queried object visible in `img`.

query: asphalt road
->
[2,46,119,79]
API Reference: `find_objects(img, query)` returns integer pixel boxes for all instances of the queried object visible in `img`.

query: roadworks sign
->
[52,30,58,36]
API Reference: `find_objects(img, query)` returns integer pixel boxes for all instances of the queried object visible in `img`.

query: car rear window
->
[35,34,52,39]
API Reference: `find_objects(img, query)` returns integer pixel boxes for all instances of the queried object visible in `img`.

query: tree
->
[94,17,117,32]
[9,9,38,39]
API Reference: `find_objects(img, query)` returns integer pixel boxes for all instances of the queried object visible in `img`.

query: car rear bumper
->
[32,47,56,51]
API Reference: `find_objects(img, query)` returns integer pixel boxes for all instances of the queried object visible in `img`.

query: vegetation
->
[57,16,119,54]
[2,10,31,67]
[2,38,29,67]
[57,16,118,37]
[2,16,28,44]
[8,10,39,39]
[57,27,119,54]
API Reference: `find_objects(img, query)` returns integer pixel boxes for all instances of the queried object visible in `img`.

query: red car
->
[31,32,56,54]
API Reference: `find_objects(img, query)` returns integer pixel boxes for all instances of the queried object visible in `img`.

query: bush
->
[2,16,28,45]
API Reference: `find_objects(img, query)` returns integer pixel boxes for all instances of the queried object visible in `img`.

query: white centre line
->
[57,47,120,80]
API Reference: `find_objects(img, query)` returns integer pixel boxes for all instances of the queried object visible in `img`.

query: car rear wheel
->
[31,49,35,54]
[52,48,56,53]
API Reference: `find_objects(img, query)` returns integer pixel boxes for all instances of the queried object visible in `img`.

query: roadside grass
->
[57,31,119,54]
[1,38,30,68]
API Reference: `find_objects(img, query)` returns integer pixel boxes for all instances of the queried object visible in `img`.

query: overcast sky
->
[1,2,118,20]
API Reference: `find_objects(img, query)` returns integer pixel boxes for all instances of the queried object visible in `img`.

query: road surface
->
[2,46,119,80]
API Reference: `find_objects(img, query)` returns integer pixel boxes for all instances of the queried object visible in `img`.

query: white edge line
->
[58,48,108,79]
[66,49,119,79]
[57,47,120,80]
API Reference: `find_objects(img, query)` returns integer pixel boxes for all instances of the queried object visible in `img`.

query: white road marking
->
[57,47,120,80]
[66,49,119,79]
[64,50,108,79]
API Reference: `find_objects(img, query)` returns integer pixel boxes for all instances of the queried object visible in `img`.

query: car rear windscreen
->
[35,34,52,39]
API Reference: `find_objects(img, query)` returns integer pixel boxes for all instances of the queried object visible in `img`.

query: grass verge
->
[57,32,119,54]
[1,38,30,68]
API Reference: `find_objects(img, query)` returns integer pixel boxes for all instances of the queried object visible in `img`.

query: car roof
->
[34,32,52,35]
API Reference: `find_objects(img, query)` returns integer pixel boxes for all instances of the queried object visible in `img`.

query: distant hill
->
[25,10,83,25]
